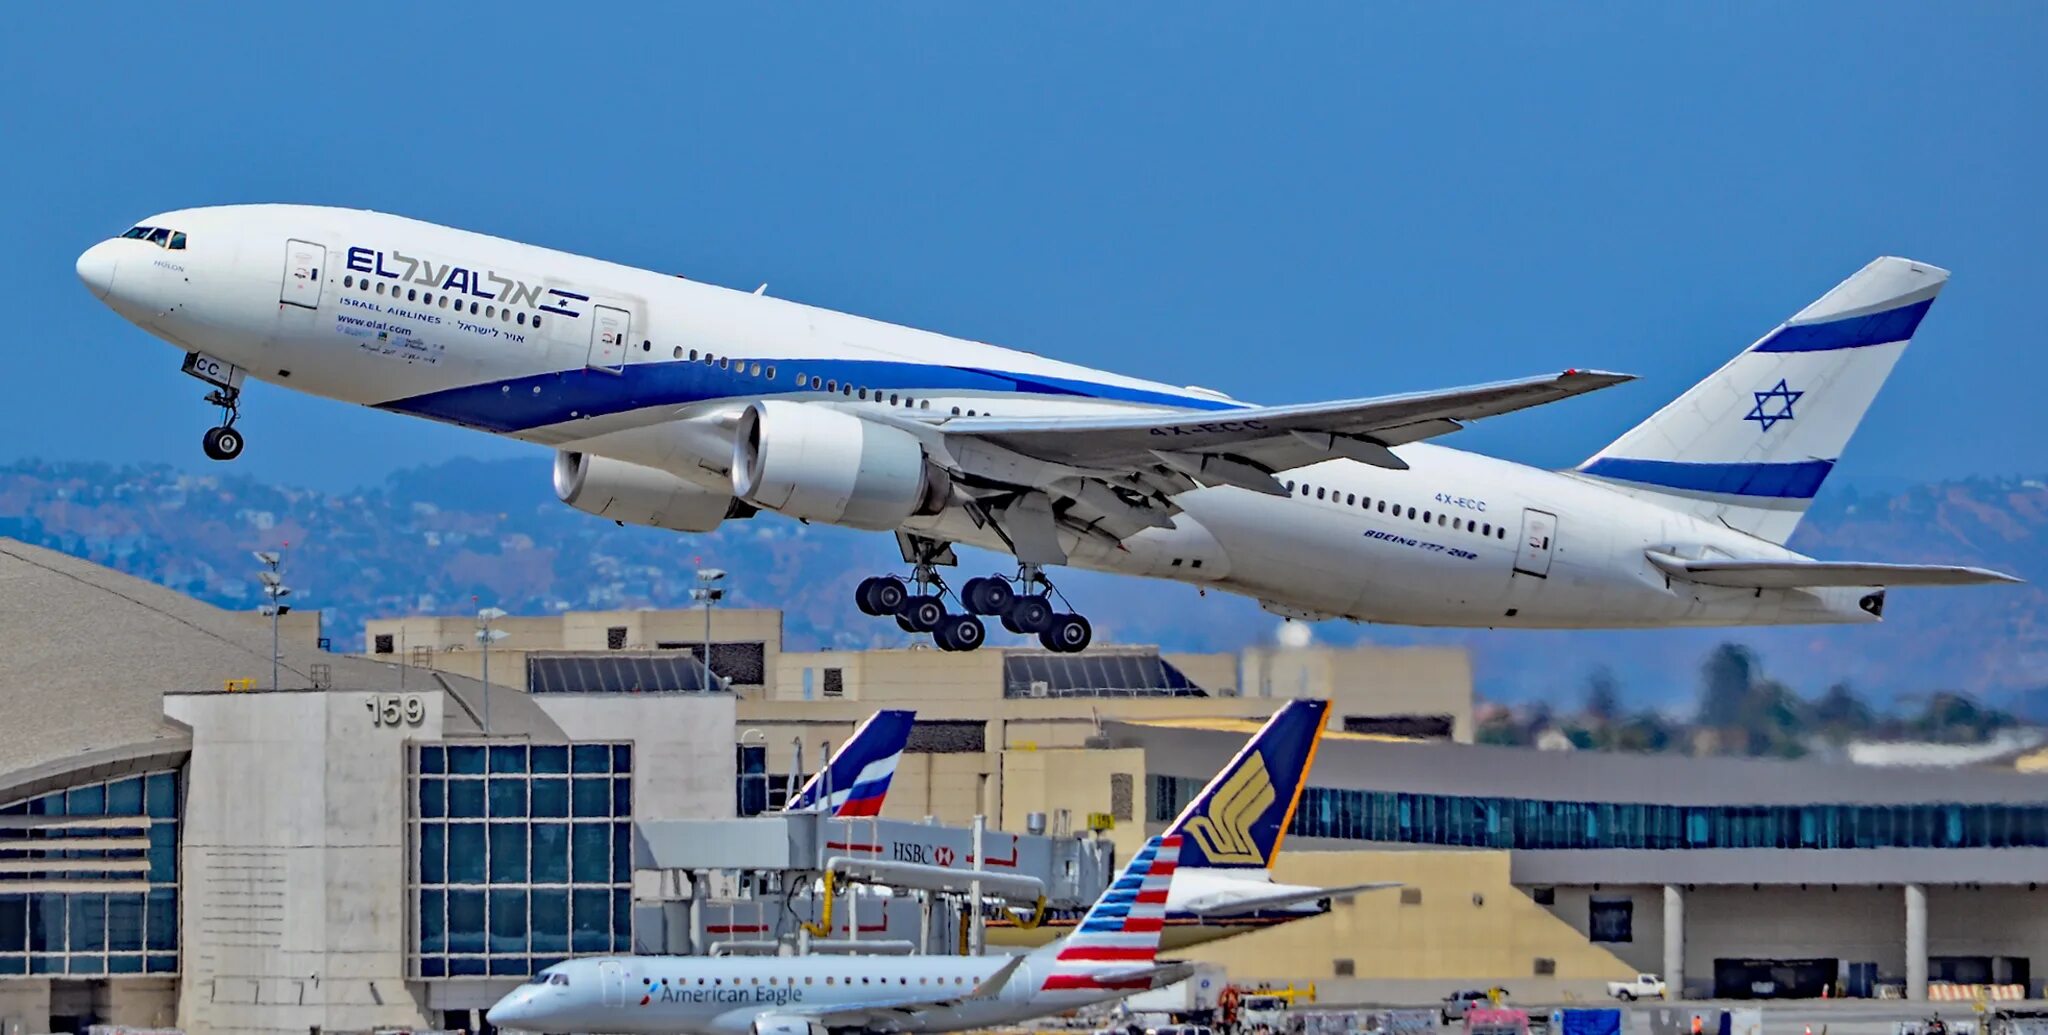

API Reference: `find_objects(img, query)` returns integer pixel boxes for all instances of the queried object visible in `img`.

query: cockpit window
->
[552,974,570,986]
[527,971,570,986]
[119,226,187,250]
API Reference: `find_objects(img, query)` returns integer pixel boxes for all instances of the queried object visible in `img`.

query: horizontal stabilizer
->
[1186,880,1402,917]
[1088,961,1197,987]
[1646,551,2021,589]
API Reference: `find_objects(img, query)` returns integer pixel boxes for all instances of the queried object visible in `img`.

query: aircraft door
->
[598,959,628,1007]
[279,239,325,309]
[587,305,630,372]
[1513,508,1557,579]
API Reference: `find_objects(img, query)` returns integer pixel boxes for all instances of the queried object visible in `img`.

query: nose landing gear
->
[183,352,247,462]
[200,387,244,461]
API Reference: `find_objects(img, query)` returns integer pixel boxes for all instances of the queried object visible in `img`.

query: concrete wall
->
[1241,645,1475,742]
[166,688,447,1033]
[1540,883,2048,994]
[1183,850,1637,993]
[0,982,49,1035]
[532,694,736,821]
[1002,747,1148,857]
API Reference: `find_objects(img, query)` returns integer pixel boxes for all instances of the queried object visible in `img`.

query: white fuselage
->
[79,204,1879,629]
[486,953,1108,1035]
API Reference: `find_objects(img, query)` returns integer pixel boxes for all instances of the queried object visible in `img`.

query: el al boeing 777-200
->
[76,206,2017,652]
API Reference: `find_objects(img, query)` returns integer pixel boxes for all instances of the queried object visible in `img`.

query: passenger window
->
[767,366,776,379]
[952,407,961,415]
[1407,507,1417,520]
[1377,500,1386,513]
[1439,514,1447,526]
[859,388,868,400]
[375,282,387,295]
[439,296,450,309]
[406,289,417,302]
[146,227,171,246]
[750,363,762,376]
[1316,487,1326,500]
[1298,484,1309,497]
[921,401,931,409]
[470,302,480,314]
[1453,518,1462,530]
[520,313,529,326]
[1499,527,1508,539]
[1422,511,1432,523]
[1482,523,1491,536]
[168,232,187,250]
[344,275,354,289]
[1284,480,1295,491]
[534,316,543,330]
[1346,493,1356,506]
[485,305,495,318]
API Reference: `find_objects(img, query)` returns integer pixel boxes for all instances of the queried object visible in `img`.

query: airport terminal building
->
[4,536,2048,1033]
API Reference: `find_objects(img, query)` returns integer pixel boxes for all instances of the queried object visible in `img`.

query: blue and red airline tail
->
[1038,834,1181,991]
[783,709,916,818]
[1165,698,1329,870]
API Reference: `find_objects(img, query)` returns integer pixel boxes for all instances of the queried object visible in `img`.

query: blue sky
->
[6,6,2044,491]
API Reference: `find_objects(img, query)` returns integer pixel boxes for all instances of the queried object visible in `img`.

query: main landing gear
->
[854,563,1092,653]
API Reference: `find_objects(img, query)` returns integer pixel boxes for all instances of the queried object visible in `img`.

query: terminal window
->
[1589,896,1634,943]
[0,770,180,977]
[1149,775,2048,851]
[410,743,634,978]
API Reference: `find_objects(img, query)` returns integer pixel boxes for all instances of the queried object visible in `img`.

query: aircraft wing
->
[1185,880,1403,918]
[783,955,1025,1028]
[943,370,1632,479]
[1646,552,2021,589]
[919,370,1630,555]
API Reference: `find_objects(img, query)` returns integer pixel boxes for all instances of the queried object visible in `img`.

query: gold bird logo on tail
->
[1182,752,1276,865]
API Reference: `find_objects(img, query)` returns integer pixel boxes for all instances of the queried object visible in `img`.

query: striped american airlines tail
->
[1035,834,1181,991]
[783,709,917,818]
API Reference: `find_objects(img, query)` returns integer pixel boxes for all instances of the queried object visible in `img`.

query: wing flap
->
[1647,551,2021,589]
[942,370,1632,469]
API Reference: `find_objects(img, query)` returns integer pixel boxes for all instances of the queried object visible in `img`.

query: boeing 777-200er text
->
[76,206,2017,651]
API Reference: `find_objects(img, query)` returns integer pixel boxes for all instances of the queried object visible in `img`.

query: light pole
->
[691,568,727,691]
[476,607,508,734]
[253,551,290,691]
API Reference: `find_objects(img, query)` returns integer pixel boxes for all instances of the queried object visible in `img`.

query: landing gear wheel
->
[202,425,244,462]
[898,595,946,633]
[856,577,882,616]
[1006,595,1054,635]
[895,613,919,633]
[934,613,986,652]
[1039,613,1092,653]
[962,576,1016,616]
[869,577,908,615]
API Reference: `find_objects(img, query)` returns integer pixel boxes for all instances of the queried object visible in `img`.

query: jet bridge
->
[635,811,1115,956]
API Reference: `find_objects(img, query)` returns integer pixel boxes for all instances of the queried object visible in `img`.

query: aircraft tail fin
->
[1034,834,1180,991]
[1166,698,1329,869]
[1576,257,1947,544]
[783,709,916,818]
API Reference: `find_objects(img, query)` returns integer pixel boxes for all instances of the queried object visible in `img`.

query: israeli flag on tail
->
[1165,698,1329,870]
[1576,256,1946,545]
[783,709,916,818]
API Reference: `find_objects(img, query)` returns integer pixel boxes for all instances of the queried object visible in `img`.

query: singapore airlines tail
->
[783,709,917,818]
[1576,256,1947,545]
[1169,699,1327,871]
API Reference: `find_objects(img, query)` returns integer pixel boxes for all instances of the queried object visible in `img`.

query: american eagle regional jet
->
[77,207,2016,653]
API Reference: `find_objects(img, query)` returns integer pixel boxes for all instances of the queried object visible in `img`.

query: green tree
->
[1698,643,1760,729]
[1584,667,1622,723]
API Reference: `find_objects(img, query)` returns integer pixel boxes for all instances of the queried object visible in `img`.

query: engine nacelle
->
[732,400,943,531]
[752,1015,828,1035]
[554,451,748,533]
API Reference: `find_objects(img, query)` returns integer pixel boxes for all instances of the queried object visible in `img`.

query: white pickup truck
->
[1606,974,1668,1000]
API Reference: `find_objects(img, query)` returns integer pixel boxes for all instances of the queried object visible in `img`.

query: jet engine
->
[553,451,750,533]
[752,1016,828,1035]
[731,400,945,531]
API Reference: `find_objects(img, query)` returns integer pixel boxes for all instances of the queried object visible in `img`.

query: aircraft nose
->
[76,240,119,300]
[485,993,529,1029]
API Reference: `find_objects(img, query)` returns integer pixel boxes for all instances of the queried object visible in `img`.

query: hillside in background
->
[3,457,2045,714]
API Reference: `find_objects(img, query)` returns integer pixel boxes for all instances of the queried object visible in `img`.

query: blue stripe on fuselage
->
[377,357,1244,432]
[1577,457,1836,499]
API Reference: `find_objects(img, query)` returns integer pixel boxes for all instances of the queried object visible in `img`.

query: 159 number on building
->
[367,693,426,727]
